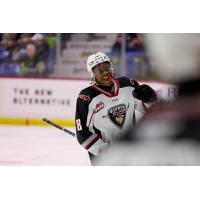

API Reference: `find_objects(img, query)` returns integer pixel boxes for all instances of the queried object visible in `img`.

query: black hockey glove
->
[132,84,157,103]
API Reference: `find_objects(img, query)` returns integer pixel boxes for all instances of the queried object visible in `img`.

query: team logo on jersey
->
[79,95,91,101]
[108,104,127,128]
[94,101,105,113]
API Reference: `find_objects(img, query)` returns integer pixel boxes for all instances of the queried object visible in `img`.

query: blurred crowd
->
[0,33,154,79]
[110,33,154,79]
[0,33,56,77]
[111,33,145,52]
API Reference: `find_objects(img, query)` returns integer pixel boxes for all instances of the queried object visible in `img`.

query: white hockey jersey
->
[75,77,148,156]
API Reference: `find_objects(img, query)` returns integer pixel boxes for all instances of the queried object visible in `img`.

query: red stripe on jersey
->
[113,79,119,96]
[84,135,100,150]
[91,85,112,97]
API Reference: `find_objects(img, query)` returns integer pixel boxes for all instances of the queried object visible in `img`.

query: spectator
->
[32,33,48,60]
[17,33,32,48]
[126,33,145,52]
[0,33,16,62]
[31,33,49,75]
[19,43,45,77]
[111,34,122,52]
[16,34,33,60]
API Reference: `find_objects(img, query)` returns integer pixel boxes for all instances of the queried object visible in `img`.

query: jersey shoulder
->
[78,86,99,102]
[117,77,139,88]
[117,77,132,87]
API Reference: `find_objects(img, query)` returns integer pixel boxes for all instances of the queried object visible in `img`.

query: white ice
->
[0,125,91,166]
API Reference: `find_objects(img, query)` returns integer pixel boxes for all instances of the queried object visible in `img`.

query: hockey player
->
[75,52,157,164]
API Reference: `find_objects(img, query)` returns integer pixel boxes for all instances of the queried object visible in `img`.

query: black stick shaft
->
[42,118,76,137]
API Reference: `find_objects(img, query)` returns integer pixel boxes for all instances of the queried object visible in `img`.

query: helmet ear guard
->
[87,52,113,78]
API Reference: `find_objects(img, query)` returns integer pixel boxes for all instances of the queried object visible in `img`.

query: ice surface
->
[0,125,91,166]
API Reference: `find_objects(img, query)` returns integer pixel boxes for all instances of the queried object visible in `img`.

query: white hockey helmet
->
[87,52,113,77]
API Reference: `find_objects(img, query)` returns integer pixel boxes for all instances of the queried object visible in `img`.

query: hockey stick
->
[42,118,76,137]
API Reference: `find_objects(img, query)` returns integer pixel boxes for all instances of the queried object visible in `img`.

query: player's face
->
[93,62,113,86]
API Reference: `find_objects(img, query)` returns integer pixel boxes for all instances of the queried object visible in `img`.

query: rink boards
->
[0,77,176,125]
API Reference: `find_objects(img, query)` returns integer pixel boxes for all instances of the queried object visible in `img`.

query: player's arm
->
[131,80,157,103]
[129,78,158,113]
[75,93,108,156]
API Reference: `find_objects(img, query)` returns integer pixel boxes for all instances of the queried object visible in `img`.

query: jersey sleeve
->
[75,90,108,156]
